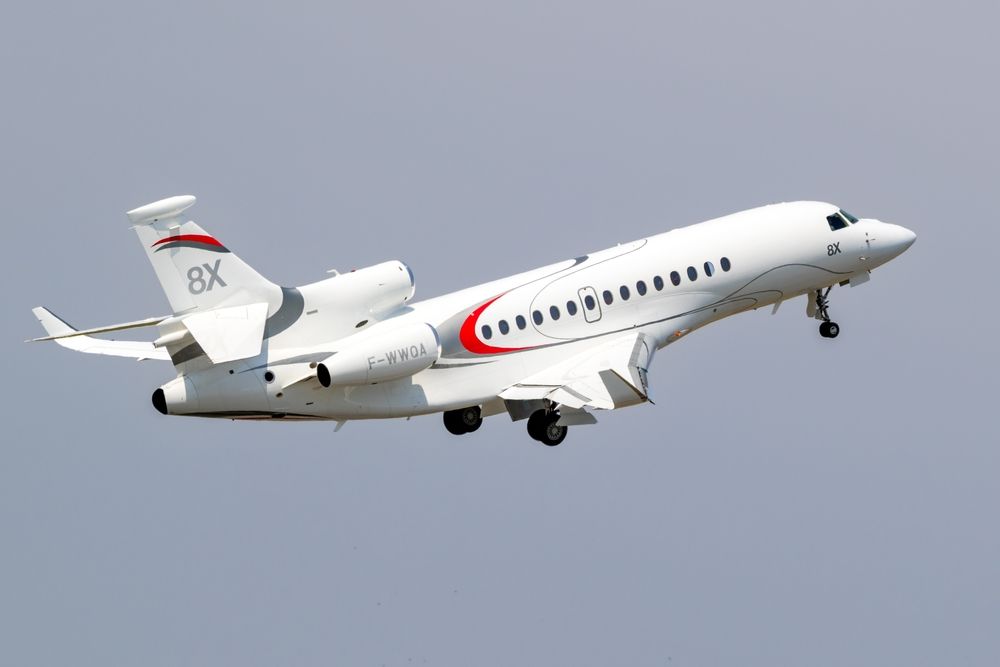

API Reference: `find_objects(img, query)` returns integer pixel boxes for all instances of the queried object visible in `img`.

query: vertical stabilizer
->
[127,196,279,314]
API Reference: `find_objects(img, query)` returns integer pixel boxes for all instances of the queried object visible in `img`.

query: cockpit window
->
[840,209,859,223]
[827,213,848,231]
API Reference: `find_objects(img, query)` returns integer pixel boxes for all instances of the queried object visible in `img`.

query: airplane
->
[31,195,915,445]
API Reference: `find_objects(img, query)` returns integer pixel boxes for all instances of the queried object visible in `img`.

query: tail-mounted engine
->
[317,321,440,386]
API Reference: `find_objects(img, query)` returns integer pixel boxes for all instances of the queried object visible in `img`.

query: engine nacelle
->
[317,321,440,386]
[301,260,414,319]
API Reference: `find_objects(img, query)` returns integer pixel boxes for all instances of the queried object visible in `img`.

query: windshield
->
[827,212,849,230]
[827,208,860,231]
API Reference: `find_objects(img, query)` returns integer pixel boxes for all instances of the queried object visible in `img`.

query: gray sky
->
[2,1,998,665]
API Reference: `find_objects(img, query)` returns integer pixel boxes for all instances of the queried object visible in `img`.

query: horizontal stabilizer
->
[30,307,169,361]
[181,302,269,364]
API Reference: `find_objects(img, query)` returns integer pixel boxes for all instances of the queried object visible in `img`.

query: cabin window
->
[516,315,527,330]
[566,300,578,316]
[827,213,848,231]
[704,261,715,277]
[721,257,731,272]
[603,290,614,305]
[687,266,698,281]
[653,275,664,291]
[498,319,510,335]
[549,305,561,320]
[584,294,596,310]
[636,280,647,296]
[532,310,543,325]
[620,285,630,300]
[670,271,681,286]
[482,325,493,340]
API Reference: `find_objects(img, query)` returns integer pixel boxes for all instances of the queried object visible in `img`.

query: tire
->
[460,406,482,432]
[539,414,567,447]
[443,410,468,435]
[526,410,547,441]
[819,321,832,338]
[826,322,840,338]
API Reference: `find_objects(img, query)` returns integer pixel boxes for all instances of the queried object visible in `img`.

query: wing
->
[499,332,656,422]
[30,307,170,361]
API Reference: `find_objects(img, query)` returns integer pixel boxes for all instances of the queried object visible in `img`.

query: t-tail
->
[127,195,280,314]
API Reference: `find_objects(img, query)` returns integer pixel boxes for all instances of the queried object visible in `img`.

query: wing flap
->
[499,332,655,412]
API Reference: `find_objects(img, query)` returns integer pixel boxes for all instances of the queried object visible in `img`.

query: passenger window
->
[516,315,527,330]
[549,305,560,320]
[603,290,614,305]
[704,261,714,277]
[584,294,596,310]
[636,280,647,296]
[620,285,630,300]
[566,300,578,316]
[482,325,493,340]
[653,275,664,291]
[827,213,848,231]
[670,271,681,286]
[720,257,731,272]
[498,319,510,335]
[532,310,543,325]
[687,266,697,281]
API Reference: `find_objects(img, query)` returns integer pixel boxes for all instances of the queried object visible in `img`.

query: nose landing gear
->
[819,321,840,338]
[814,288,840,338]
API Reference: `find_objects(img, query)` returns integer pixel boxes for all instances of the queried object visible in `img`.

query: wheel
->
[460,406,482,433]
[443,410,467,435]
[819,321,840,338]
[526,410,548,441]
[538,413,567,447]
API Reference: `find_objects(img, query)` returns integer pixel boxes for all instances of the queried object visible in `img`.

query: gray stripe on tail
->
[264,287,304,339]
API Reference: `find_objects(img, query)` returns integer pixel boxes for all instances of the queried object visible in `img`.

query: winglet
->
[31,306,76,340]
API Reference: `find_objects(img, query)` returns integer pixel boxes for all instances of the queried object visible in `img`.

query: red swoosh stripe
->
[152,234,225,248]
[459,294,537,355]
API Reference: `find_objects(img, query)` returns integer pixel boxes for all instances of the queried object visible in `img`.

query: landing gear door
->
[578,286,602,323]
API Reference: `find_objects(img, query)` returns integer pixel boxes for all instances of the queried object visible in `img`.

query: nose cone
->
[882,223,917,258]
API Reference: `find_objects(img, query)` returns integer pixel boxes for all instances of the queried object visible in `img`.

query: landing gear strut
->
[814,288,840,339]
[527,409,567,446]
[443,405,482,435]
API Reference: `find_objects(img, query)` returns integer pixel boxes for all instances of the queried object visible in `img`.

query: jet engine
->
[302,261,414,317]
[317,321,440,386]
[290,260,419,343]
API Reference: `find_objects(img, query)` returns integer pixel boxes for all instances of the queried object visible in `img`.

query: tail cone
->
[151,388,167,415]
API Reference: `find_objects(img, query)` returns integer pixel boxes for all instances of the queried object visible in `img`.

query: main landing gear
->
[527,409,567,447]
[441,405,570,445]
[814,288,841,339]
[443,405,482,435]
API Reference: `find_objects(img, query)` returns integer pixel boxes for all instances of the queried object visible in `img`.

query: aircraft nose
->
[883,223,917,256]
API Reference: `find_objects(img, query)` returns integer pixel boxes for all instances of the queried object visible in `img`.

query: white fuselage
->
[159,201,915,420]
